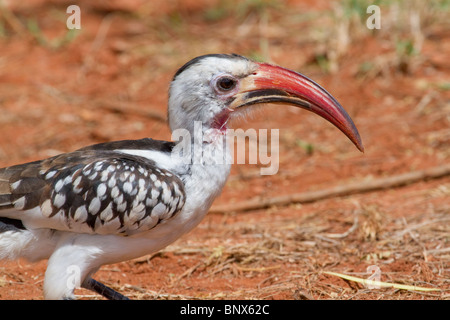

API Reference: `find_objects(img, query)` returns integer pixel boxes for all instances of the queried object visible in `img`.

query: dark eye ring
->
[217,77,237,91]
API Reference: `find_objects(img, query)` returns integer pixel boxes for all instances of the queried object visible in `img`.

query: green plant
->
[26,18,79,49]
[296,139,315,156]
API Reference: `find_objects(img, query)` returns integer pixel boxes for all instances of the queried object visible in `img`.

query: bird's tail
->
[0,163,56,261]
[0,217,25,232]
[0,167,25,259]
[0,219,55,261]
[0,222,28,260]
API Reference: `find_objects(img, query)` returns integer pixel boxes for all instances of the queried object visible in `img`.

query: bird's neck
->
[177,122,231,191]
[165,128,231,236]
[171,121,231,168]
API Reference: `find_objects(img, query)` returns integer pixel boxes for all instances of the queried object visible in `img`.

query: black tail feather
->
[0,217,25,232]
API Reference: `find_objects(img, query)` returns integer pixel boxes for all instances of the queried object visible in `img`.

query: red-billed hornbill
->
[0,54,363,300]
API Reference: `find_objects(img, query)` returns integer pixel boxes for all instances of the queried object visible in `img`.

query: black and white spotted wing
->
[0,143,186,236]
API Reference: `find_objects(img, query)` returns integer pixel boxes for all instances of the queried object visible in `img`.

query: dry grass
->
[110,184,449,300]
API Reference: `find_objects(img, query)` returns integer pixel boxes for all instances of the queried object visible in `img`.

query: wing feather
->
[0,146,186,236]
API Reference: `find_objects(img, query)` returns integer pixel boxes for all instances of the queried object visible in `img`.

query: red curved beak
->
[230,62,364,152]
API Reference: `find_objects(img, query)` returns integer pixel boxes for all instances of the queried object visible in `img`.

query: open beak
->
[230,62,364,152]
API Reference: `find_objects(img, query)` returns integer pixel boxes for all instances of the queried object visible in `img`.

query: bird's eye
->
[216,77,237,91]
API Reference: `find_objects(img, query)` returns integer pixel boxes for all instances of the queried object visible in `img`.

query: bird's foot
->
[82,278,130,300]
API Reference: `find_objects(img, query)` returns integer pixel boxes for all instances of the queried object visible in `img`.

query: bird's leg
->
[82,278,130,300]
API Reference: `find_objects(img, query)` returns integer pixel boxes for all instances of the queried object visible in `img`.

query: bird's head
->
[168,54,363,152]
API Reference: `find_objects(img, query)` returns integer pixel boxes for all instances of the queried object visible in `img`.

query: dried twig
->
[78,14,114,79]
[0,1,28,37]
[322,210,359,239]
[210,164,450,213]
[323,271,441,292]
